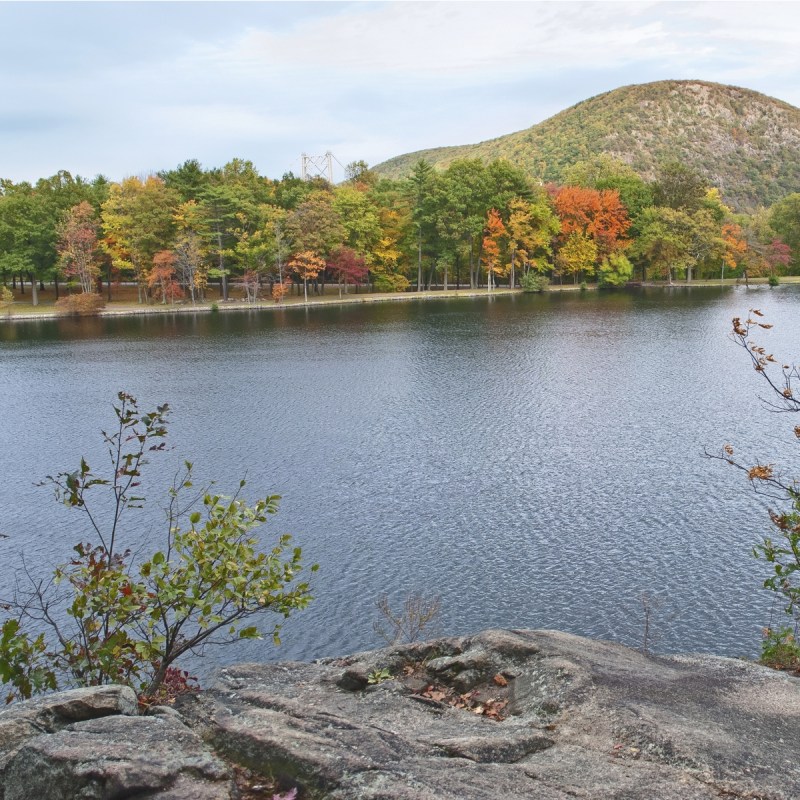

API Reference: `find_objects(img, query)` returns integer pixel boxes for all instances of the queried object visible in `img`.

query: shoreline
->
[1,286,525,323]
[1,278,795,323]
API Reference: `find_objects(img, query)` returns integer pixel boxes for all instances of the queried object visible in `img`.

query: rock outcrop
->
[1,629,798,799]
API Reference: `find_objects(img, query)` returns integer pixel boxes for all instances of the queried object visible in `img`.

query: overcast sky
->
[2,1,800,183]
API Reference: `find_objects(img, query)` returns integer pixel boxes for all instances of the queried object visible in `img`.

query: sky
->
[2,0,800,183]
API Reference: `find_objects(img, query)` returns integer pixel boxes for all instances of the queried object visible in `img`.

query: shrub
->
[768,274,780,287]
[0,392,316,702]
[373,273,410,293]
[54,293,105,316]
[520,272,550,293]
[760,627,800,671]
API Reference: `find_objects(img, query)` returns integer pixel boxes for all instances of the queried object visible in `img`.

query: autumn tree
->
[721,222,748,281]
[556,231,598,283]
[101,177,177,303]
[173,201,208,304]
[481,208,507,291]
[148,250,183,304]
[564,155,654,231]
[553,186,630,281]
[289,250,325,302]
[57,201,101,294]
[238,270,261,303]
[370,205,411,292]
[506,195,560,284]
[327,246,368,296]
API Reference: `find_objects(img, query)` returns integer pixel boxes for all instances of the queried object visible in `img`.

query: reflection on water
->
[1,286,798,675]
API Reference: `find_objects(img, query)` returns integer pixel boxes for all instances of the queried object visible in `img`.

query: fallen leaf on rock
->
[493,673,508,687]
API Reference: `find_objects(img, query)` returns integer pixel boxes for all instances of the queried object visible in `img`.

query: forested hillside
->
[374,81,800,211]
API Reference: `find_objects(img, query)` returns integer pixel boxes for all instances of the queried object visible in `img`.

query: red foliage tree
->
[327,246,368,296]
[148,251,184,304]
[57,201,101,294]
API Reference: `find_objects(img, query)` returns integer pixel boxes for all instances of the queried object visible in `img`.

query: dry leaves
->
[414,682,509,721]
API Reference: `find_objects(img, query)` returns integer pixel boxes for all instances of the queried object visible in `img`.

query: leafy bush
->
[598,253,634,287]
[760,627,800,671]
[0,392,316,702]
[0,619,56,704]
[54,293,105,316]
[373,273,410,293]
[768,274,780,287]
[520,272,550,293]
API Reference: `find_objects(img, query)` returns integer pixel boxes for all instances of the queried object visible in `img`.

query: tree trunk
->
[216,227,228,301]
[417,230,423,291]
[469,243,475,289]
[30,273,39,306]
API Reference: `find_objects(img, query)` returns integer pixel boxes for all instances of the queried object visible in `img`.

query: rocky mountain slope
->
[1,629,798,799]
[375,80,800,210]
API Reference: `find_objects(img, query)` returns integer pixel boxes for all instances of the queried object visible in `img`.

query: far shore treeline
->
[2,155,800,308]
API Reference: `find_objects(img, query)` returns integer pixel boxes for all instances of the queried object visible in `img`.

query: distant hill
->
[374,80,800,210]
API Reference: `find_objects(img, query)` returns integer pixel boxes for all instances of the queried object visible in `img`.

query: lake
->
[0,286,797,677]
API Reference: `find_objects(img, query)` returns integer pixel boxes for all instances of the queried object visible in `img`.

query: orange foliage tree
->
[289,250,325,302]
[148,251,183,304]
[481,209,507,290]
[721,223,748,281]
[553,187,631,280]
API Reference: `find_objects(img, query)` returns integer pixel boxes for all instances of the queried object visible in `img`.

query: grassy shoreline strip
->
[2,277,798,323]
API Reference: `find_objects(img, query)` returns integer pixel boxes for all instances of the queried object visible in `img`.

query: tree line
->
[2,154,800,307]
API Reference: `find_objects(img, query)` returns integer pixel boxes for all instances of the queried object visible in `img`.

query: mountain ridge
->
[374,80,800,210]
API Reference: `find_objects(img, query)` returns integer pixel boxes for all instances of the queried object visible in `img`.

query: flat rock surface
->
[3,714,232,800]
[1,630,797,799]
[174,629,800,799]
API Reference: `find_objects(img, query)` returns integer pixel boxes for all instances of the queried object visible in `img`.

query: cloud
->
[3,1,800,181]
[187,2,674,84]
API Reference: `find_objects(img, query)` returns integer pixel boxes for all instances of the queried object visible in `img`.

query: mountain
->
[374,80,800,210]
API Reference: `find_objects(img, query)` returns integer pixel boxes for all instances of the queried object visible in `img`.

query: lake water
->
[1,286,798,677]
